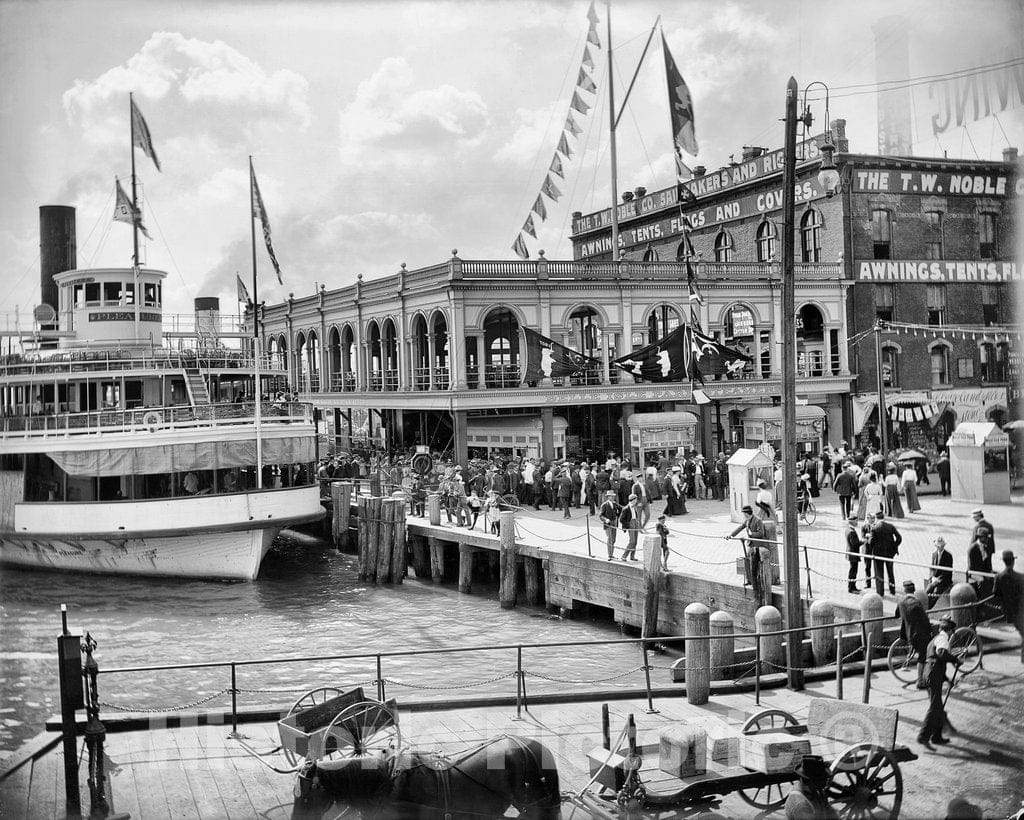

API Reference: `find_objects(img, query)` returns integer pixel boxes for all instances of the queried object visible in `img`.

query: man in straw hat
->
[783,754,838,819]
[918,615,962,750]
[598,490,620,561]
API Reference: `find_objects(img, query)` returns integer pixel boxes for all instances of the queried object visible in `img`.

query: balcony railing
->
[0,348,276,379]
[1,400,312,441]
[484,364,521,389]
[457,260,841,281]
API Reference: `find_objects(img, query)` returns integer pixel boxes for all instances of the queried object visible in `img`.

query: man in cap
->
[833,462,858,520]
[867,510,902,596]
[556,466,574,518]
[729,505,768,606]
[969,509,995,558]
[935,450,951,496]
[845,514,865,593]
[926,536,954,608]
[896,581,933,688]
[619,494,642,560]
[783,754,838,820]
[993,550,1024,662]
[599,490,621,560]
[918,615,961,749]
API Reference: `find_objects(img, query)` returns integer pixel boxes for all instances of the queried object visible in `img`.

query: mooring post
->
[835,633,845,701]
[640,535,662,641]
[411,535,431,579]
[684,603,711,705]
[809,599,836,665]
[427,492,442,526]
[499,510,517,609]
[949,582,977,628]
[82,632,111,819]
[428,537,444,583]
[755,605,783,675]
[709,610,734,681]
[390,494,407,584]
[458,544,474,593]
[57,605,83,819]
[860,591,884,659]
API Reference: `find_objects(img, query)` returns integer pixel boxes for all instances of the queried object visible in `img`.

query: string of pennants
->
[888,401,941,423]
[512,1,602,260]
[881,320,1021,343]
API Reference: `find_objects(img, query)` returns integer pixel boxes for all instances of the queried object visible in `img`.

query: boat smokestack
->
[39,206,77,311]
[195,297,221,347]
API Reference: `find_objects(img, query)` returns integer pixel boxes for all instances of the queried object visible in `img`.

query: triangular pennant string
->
[557,132,573,159]
[549,153,565,179]
[565,113,583,138]
[570,90,591,115]
[541,175,562,202]
[577,68,598,94]
[532,194,548,221]
[512,234,530,260]
[582,46,595,69]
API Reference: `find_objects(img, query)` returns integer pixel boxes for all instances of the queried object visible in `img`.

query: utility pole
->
[874,320,889,455]
[781,77,804,691]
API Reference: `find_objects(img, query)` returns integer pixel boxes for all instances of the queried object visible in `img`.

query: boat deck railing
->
[0,348,283,379]
[1,400,312,440]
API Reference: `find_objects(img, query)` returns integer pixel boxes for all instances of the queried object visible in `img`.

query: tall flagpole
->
[249,156,265,489]
[129,93,141,338]
[606,0,619,264]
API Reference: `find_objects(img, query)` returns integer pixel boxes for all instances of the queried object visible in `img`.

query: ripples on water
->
[0,533,656,754]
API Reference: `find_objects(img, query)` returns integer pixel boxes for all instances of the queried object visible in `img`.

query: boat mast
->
[249,155,265,489]
[606,0,619,264]
[129,93,141,338]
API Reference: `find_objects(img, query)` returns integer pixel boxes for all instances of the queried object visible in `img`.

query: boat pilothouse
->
[0,132,323,580]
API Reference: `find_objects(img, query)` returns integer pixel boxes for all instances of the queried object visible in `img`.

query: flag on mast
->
[512,233,530,260]
[130,99,161,172]
[113,178,152,239]
[612,326,691,383]
[523,328,600,382]
[541,175,562,202]
[250,163,283,284]
[237,274,251,305]
[662,32,698,156]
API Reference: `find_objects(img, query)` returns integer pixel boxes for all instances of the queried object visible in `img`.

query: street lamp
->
[801,82,841,198]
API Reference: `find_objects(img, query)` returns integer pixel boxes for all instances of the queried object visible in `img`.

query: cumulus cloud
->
[62,31,311,150]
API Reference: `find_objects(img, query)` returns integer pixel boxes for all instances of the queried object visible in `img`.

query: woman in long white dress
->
[862,472,885,519]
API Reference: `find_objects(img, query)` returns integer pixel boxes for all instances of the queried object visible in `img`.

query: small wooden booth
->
[741,405,826,455]
[947,421,1011,504]
[625,411,699,467]
[726,448,774,524]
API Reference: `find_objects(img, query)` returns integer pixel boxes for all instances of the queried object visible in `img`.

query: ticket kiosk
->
[726,448,774,524]
[947,422,1010,504]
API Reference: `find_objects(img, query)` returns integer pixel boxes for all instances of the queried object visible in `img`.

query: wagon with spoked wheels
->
[569,699,917,819]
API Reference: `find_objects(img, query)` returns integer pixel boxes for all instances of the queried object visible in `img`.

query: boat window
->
[144,283,158,306]
[103,282,120,304]
[85,283,101,304]
[73,284,86,307]
[123,282,135,305]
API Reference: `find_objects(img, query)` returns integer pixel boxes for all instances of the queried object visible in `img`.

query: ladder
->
[184,368,211,405]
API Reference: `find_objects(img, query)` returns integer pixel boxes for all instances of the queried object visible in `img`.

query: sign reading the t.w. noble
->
[852,169,1021,196]
[856,260,1020,282]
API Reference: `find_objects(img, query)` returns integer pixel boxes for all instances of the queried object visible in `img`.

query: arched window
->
[755,220,777,263]
[642,246,658,262]
[483,308,520,388]
[714,230,732,263]
[367,321,382,390]
[277,335,288,372]
[871,209,892,259]
[341,326,355,391]
[306,330,320,391]
[294,331,307,389]
[431,312,450,390]
[412,315,429,390]
[328,327,341,390]
[382,319,398,390]
[646,304,682,344]
[676,238,694,261]
[800,209,821,263]
[930,343,951,386]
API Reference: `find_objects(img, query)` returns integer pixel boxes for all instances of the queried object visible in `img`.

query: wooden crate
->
[739,732,811,774]
[659,726,707,778]
[686,717,743,765]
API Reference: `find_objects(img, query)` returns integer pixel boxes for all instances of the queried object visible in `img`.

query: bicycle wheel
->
[950,626,983,674]
[804,502,816,525]
[887,638,918,684]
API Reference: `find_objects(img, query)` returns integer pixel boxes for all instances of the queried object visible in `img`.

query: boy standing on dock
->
[599,491,620,560]
[656,514,670,568]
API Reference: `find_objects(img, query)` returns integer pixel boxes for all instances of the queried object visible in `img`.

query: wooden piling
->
[755,605,783,675]
[331,482,353,550]
[809,599,836,665]
[411,535,431,579]
[641,535,662,640]
[523,557,542,605]
[458,544,474,593]
[356,497,369,578]
[684,603,711,705]
[499,510,517,609]
[369,474,382,497]
[428,537,445,583]
[364,497,382,582]
[709,610,735,681]
[427,492,441,526]
[949,582,977,628]
[390,498,407,584]
[375,499,395,585]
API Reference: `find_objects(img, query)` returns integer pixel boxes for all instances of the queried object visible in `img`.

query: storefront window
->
[800,209,821,263]
[871,209,892,259]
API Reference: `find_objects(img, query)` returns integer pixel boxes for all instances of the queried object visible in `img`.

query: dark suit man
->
[896,581,933,687]
[845,515,865,593]
[935,452,951,496]
[926,537,954,608]
[970,509,995,557]
[833,467,858,520]
[867,511,902,596]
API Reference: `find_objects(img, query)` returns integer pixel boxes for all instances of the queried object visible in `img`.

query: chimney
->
[693,165,706,178]
[634,186,647,198]
[741,146,764,162]
[1003,147,1019,163]
[194,297,221,349]
[39,206,77,312]
[873,16,913,156]
[621,191,634,202]
[831,119,849,153]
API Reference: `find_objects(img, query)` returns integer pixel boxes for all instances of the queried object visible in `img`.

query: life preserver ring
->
[142,410,163,432]
[411,453,433,477]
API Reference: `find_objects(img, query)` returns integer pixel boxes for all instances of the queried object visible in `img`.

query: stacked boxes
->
[658,725,708,778]
[739,732,812,774]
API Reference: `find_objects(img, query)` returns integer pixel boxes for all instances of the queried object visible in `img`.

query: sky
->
[1,0,1022,324]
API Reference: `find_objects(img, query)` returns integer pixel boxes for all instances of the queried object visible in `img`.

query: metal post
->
[781,76,805,690]
[82,633,108,818]
[376,655,385,702]
[57,605,83,819]
[602,703,611,750]
[230,663,238,736]
[862,641,873,704]
[835,633,844,701]
[585,513,592,558]
[754,637,762,705]
[641,642,658,714]
[514,646,523,720]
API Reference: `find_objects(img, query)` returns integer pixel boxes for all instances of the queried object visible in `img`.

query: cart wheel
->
[950,627,983,674]
[741,708,799,734]
[282,687,345,767]
[886,638,919,684]
[322,700,402,760]
[827,742,902,820]
[736,709,800,811]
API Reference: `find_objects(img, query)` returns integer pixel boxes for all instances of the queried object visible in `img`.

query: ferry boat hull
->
[0,485,324,581]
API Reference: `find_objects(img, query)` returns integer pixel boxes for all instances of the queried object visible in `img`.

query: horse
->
[291,735,562,819]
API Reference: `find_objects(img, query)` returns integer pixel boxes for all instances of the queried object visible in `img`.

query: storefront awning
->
[625,411,699,430]
[740,406,826,422]
[47,436,314,477]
